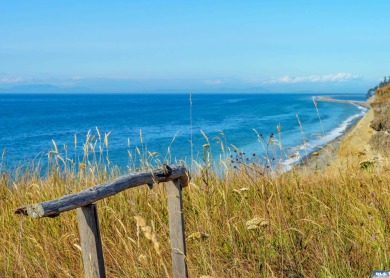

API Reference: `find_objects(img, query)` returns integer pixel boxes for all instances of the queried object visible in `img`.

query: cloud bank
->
[263,73,362,84]
[0,76,25,84]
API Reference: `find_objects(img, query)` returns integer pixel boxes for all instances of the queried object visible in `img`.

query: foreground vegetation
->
[1,144,389,278]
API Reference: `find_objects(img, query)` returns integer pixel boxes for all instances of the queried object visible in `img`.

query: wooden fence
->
[15,164,189,278]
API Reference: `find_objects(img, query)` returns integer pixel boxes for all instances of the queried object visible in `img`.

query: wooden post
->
[166,179,188,278]
[76,204,106,278]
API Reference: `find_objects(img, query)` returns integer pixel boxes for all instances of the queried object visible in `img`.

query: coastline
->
[314,95,371,108]
[293,95,370,171]
[294,118,360,171]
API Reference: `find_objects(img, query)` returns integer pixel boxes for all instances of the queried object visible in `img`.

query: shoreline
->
[293,119,360,171]
[293,95,369,171]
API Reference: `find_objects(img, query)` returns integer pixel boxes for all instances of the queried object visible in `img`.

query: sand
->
[294,95,378,172]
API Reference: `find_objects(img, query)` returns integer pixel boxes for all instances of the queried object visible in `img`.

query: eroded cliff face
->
[336,86,390,169]
[370,84,390,155]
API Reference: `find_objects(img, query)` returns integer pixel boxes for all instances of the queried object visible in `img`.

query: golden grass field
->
[1,144,389,277]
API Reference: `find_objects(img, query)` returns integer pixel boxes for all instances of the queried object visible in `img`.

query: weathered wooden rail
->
[15,164,189,278]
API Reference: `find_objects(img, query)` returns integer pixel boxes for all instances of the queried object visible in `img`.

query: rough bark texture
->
[15,165,189,218]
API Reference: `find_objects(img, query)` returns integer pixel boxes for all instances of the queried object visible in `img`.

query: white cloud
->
[263,73,362,84]
[204,79,223,85]
[0,76,25,84]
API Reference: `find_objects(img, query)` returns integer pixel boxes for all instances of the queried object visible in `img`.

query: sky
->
[0,1,389,93]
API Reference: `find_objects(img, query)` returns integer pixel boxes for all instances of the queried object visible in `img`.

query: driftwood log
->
[15,165,189,218]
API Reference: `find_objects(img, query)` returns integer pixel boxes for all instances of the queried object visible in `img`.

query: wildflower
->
[246,217,269,230]
[138,254,147,264]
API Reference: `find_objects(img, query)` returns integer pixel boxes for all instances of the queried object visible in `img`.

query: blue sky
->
[0,1,389,93]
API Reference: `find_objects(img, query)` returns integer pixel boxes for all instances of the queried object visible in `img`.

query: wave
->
[280,105,367,169]
[224,98,247,104]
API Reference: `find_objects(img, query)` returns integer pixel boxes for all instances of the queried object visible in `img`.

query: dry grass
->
[1,145,389,277]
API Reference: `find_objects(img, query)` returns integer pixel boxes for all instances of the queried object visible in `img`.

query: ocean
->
[0,93,366,172]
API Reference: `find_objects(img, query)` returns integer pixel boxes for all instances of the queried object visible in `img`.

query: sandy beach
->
[295,95,371,171]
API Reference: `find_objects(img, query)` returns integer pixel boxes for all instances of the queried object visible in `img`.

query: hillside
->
[370,84,390,156]
[337,84,390,168]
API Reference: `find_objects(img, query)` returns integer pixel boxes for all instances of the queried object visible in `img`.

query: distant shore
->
[313,95,370,108]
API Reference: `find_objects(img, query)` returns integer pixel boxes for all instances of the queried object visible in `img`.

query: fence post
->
[166,179,188,278]
[76,204,106,278]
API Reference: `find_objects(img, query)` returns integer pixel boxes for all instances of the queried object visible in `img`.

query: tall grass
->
[0,130,389,277]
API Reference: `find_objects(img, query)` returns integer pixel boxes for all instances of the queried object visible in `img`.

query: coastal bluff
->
[337,84,390,168]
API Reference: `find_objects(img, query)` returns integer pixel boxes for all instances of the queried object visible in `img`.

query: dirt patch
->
[368,84,390,156]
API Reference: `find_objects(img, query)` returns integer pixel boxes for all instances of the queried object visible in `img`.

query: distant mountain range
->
[0,82,363,94]
[0,84,92,94]
[0,83,273,94]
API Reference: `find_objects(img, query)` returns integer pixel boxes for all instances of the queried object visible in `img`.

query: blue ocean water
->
[0,93,366,171]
